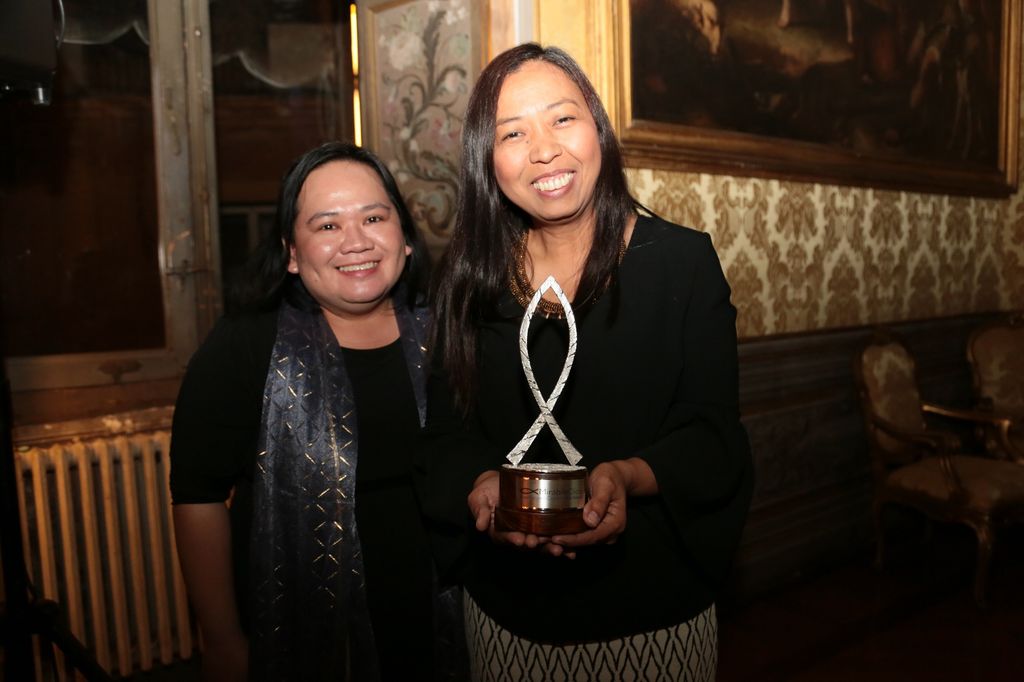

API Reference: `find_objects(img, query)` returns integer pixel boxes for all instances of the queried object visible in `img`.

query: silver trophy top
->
[506,276,583,467]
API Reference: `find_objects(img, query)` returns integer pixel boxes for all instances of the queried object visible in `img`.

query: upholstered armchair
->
[854,332,1024,606]
[967,314,1024,463]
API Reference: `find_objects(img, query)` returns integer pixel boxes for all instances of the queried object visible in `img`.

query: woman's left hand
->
[469,469,572,557]
[551,458,657,551]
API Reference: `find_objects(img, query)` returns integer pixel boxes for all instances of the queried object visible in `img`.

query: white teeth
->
[337,261,378,272]
[533,173,571,192]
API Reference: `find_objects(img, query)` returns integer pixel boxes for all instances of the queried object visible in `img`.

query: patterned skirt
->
[463,591,717,682]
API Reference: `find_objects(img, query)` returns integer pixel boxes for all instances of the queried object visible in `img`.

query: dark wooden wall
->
[728,312,996,602]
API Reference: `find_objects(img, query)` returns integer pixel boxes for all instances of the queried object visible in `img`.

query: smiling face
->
[492,60,602,231]
[287,160,411,319]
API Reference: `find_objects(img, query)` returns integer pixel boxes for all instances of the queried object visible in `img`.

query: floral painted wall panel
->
[364,0,475,259]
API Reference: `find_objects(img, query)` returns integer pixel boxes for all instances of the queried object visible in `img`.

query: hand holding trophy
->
[494,276,590,536]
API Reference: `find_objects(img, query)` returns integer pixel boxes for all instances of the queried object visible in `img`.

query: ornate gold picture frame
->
[607,0,1020,197]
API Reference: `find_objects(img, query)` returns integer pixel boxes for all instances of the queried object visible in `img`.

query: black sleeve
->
[637,233,753,588]
[635,233,748,495]
[169,313,276,504]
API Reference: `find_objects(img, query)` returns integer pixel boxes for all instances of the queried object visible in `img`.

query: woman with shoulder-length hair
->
[418,44,753,681]
[170,142,459,681]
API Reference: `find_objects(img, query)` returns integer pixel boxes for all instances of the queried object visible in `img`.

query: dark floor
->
[122,523,1024,681]
[717,523,1024,682]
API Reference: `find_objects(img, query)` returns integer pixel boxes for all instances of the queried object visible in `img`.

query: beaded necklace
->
[508,232,626,319]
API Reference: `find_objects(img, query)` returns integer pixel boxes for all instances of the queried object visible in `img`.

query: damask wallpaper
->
[627,168,1023,338]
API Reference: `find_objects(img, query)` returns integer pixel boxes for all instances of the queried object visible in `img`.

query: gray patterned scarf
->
[248,298,429,681]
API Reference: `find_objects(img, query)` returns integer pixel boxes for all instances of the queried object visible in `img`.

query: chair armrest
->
[922,402,1014,427]
[869,413,960,453]
[924,402,1024,463]
[975,404,1024,463]
[994,422,1024,463]
[868,413,965,494]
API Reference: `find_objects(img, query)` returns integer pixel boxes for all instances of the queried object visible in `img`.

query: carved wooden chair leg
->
[972,520,994,608]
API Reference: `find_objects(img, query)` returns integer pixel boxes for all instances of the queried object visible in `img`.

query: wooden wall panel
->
[730,313,991,601]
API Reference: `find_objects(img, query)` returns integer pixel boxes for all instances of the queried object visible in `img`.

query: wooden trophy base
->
[495,463,589,535]
[494,506,589,535]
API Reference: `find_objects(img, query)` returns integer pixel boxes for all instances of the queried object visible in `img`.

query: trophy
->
[494,276,589,535]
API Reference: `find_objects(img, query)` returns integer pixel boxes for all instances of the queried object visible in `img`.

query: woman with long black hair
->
[419,44,753,681]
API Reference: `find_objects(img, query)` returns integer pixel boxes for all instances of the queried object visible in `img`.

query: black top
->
[170,311,433,679]
[416,215,754,643]
[343,343,433,680]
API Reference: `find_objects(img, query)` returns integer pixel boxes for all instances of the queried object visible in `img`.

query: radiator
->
[14,430,196,678]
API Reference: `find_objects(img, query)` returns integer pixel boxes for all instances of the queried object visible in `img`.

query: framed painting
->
[611,0,1021,196]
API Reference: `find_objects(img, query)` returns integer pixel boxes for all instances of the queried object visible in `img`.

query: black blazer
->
[417,215,754,643]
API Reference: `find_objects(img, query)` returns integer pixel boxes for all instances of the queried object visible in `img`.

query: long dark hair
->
[433,43,637,409]
[236,141,429,312]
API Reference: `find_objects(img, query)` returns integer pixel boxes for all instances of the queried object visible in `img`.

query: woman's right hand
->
[201,630,248,682]
[467,469,501,532]
[467,470,572,557]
